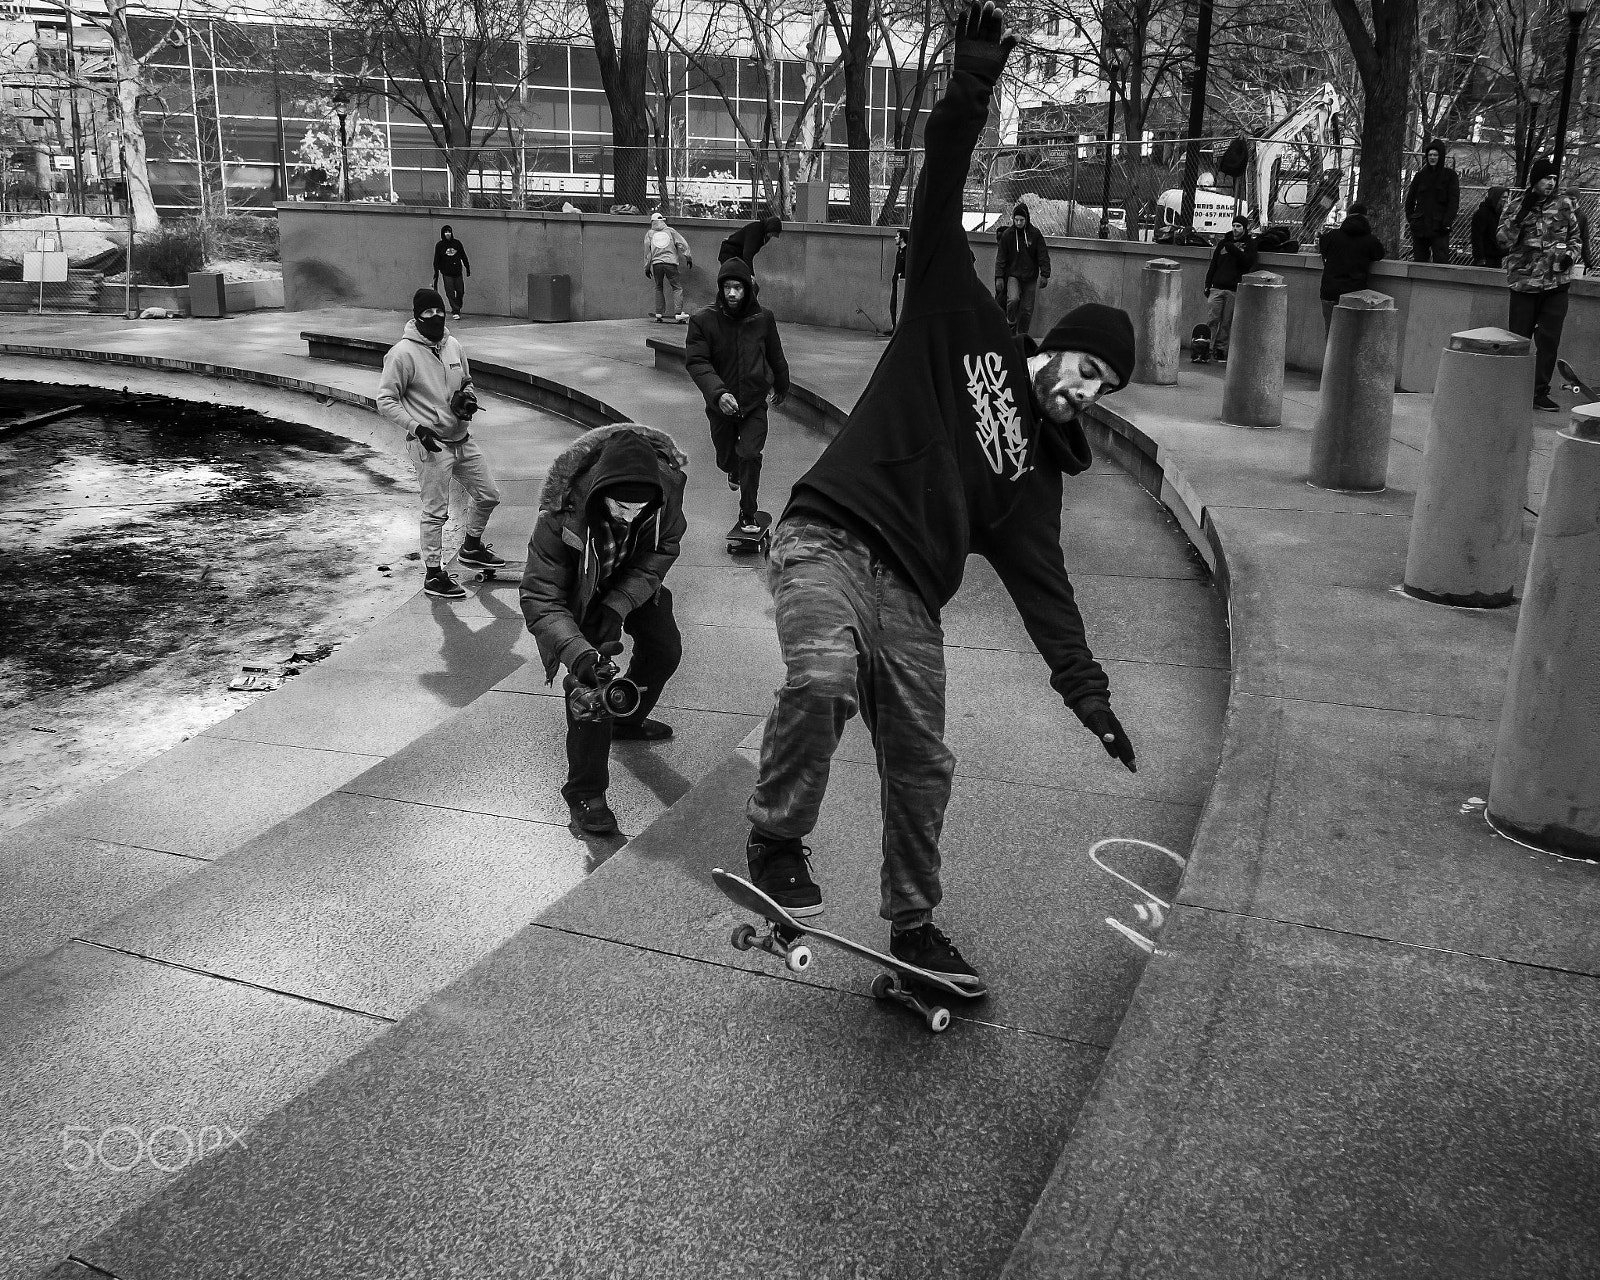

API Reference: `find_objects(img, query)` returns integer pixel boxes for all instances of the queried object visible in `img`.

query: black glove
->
[413,424,442,454]
[1084,708,1137,772]
[952,1,1018,80]
[587,604,624,648]
[570,649,601,687]
[450,385,480,421]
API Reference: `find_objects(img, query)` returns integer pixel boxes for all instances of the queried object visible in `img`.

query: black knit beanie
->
[413,287,445,319]
[1038,303,1137,391]
[1528,156,1558,186]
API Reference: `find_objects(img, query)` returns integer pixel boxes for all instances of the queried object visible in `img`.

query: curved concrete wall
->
[277,201,1600,393]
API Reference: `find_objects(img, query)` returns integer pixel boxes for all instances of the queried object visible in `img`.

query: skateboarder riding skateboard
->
[740,0,1139,987]
[685,256,790,540]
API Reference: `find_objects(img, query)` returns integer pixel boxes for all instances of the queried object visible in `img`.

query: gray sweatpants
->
[406,435,500,566]
[746,517,955,927]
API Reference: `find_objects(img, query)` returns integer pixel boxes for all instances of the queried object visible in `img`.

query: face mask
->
[417,315,446,341]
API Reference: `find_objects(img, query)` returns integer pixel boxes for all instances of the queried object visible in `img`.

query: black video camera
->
[565,641,642,724]
[450,385,481,421]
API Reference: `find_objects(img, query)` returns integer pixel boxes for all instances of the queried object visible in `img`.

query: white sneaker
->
[451,313,461,320]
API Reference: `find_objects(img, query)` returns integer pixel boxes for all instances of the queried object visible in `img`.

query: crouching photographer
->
[520,425,689,835]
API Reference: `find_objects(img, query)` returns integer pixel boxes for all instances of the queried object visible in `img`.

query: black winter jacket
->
[995,220,1050,283]
[684,259,791,414]
[1204,233,1258,293]
[717,220,772,269]
[1317,213,1386,301]
[1406,156,1460,237]
[1471,192,1507,266]
[782,42,1110,721]
[432,227,470,277]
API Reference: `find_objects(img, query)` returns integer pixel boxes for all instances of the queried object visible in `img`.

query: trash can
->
[795,182,829,223]
[528,274,571,323]
[188,271,227,318]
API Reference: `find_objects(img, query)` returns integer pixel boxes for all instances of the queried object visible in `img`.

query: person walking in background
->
[994,201,1051,336]
[889,228,908,329]
[431,225,471,319]
[1405,140,1459,264]
[1499,156,1583,411]
[718,215,783,273]
[1202,215,1257,362]
[1316,203,1386,332]
[644,212,693,323]
[1471,187,1508,267]
[378,288,502,599]
[1564,188,1592,275]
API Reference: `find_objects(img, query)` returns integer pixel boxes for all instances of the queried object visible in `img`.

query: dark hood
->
[1011,201,1032,226]
[716,256,758,317]
[1339,211,1372,235]
[1425,138,1449,164]
[583,430,665,517]
[438,224,455,242]
[1486,186,1507,209]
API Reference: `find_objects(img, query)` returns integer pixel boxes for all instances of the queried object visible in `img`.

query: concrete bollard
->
[1487,404,1600,860]
[1404,328,1535,606]
[1308,290,1399,492]
[1133,258,1182,386]
[1219,271,1286,427]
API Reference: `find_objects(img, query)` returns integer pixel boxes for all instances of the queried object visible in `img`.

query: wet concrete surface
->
[0,382,417,827]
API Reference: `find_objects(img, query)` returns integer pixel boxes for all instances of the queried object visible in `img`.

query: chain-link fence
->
[0,214,136,314]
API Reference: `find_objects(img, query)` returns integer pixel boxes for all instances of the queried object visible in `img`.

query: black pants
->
[890,273,904,327]
[439,272,465,313]
[708,404,768,522]
[1411,232,1451,263]
[563,587,683,803]
[1507,286,1570,398]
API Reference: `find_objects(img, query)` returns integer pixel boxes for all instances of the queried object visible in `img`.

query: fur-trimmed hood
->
[537,423,688,515]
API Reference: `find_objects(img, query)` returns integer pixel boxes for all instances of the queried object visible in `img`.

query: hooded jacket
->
[376,320,472,443]
[432,226,470,277]
[684,258,791,413]
[1471,189,1507,266]
[519,424,689,680]
[645,215,692,270]
[717,217,780,269]
[1497,184,1581,293]
[1316,211,1386,301]
[995,204,1050,284]
[782,46,1111,721]
[1405,144,1460,237]
[1204,229,1258,293]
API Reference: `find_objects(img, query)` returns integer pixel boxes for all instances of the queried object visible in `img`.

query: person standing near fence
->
[1202,215,1257,362]
[994,201,1051,336]
[1564,187,1592,275]
[1405,140,1459,264]
[1316,203,1386,332]
[431,225,471,319]
[644,212,693,323]
[1471,187,1507,267]
[1498,157,1582,412]
[889,228,908,329]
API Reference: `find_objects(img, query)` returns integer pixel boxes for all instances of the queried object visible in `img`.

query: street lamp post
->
[1523,84,1548,185]
[1554,0,1593,174]
[1098,42,1130,239]
[332,87,350,202]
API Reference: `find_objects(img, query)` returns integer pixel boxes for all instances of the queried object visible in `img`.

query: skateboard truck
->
[730,920,813,974]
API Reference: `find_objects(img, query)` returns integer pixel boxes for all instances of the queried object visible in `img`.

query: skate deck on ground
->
[455,560,527,582]
[712,868,987,999]
[1558,358,1597,402]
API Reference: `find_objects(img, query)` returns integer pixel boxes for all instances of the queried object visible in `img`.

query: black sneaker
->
[423,569,467,599]
[457,541,506,568]
[568,795,618,835]
[891,922,983,988]
[746,832,822,918]
[612,718,673,741]
[1534,394,1560,412]
[1214,349,1228,363]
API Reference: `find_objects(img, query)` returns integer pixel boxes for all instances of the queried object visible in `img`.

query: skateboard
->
[459,559,525,584]
[1558,358,1598,402]
[1089,837,1187,955]
[725,510,772,556]
[712,868,985,1034]
[1190,322,1212,363]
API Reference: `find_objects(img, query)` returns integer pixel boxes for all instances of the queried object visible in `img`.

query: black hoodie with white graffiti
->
[784,39,1108,718]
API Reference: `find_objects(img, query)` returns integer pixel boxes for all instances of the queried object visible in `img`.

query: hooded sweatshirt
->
[1471,188,1508,266]
[717,217,781,269]
[645,215,692,270]
[432,226,470,277]
[782,43,1111,720]
[995,203,1050,284]
[377,320,472,442]
[519,424,689,680]
[684,258,790,413]
[1317,210,1386,301]
[1405,142,1459,236]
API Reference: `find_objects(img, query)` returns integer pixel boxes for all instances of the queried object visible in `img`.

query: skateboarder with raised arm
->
[741,0,1139,986]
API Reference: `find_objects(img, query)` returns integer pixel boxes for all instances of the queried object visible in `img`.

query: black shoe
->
[612,718,673,741]
[746,832,822,918]
[1534,394,1560,412]
[457,541,506,568]
[568,794,618,835]
[1213,349,1228,363]
[423,569,467,599]
[891,922,982,988]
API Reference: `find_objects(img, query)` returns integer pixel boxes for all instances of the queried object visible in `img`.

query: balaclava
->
[413,287,447,343]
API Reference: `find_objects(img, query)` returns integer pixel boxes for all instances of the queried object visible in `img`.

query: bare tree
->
[873,0,949,223]
[585,0,653,209]
[1330,0,1421,242]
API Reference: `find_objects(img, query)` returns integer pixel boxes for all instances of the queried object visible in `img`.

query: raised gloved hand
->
[588,604,624,648]
[570,649,602,688]
[952,1,1018,80]
[1083,707,1137,772]
[413,424,442,453]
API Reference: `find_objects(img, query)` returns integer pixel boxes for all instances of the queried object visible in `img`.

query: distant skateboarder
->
[432,225,471,319]
[718,215,783,274]
[740,1,1138,988]
[994,201,1051,336]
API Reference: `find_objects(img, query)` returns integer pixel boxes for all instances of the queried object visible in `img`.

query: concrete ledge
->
[302,330,627,430]
[646,335,845,439]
